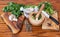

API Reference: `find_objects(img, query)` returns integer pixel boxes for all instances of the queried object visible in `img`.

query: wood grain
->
[42,12,59,30]
[0,0,60,37]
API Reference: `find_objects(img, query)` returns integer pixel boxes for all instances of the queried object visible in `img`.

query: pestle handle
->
[36,4,45,20]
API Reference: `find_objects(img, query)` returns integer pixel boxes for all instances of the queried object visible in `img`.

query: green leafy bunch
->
[3,2,54,18]
[3,2,25,18]
[38,2,54,15]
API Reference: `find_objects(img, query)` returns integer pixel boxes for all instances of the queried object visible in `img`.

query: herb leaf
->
[3,2,25,18]
[38,2,54,15]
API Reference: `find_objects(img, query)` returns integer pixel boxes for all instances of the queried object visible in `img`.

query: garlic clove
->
[13,18,18,21]
[20,7,24,11]
[9,14,13,21]
[9,14,17,21]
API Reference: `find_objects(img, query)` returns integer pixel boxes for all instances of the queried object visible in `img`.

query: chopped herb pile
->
[38,2,54,15]
[3,2,25,18]
[3,2,54,18]
[32,14,42,20]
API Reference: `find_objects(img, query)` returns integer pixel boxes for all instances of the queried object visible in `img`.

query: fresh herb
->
[3,2,54,18]
[38,2,54,15]
[3,2,25,18]
[32,14,41,20]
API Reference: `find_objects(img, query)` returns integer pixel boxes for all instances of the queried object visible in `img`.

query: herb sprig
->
[3,2,54,18]
[3,2,25,18]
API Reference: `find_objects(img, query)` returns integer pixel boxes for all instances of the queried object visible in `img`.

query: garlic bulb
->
[23,7,34,18]
[20,6,39,18]
[9,14,18,21]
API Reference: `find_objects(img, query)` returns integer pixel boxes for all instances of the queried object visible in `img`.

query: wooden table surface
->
[0,0,60,37]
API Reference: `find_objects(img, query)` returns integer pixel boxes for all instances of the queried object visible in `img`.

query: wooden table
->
[0,0,60,37]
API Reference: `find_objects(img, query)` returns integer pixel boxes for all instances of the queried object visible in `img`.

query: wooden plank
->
[42,11,59,30]
[0,5,7,15]
[0,1,37,5]
[0,16,5,23]
[0,0,18,1]
[0,24,10,31]
[0,1,17,5]
[0,24,12,37]
[0,0,60,37]
[0,0,46,5]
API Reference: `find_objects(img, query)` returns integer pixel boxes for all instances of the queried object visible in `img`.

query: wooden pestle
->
[36,4,45,20]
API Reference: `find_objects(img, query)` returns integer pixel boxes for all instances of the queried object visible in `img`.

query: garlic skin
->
[20,6,39,18]
[23,7,34,13]
[23,7,34,18]
[34,6,39,13]
[20,7,24,11]
[9,14,18,21]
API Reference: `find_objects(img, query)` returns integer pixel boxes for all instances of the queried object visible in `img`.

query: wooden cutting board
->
[1,12,25,34]
[42,11,59,30]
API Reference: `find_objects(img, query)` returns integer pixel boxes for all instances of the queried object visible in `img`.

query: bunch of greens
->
[3,2,54,18]
[38,2,54,15]
[3,2,25,18]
